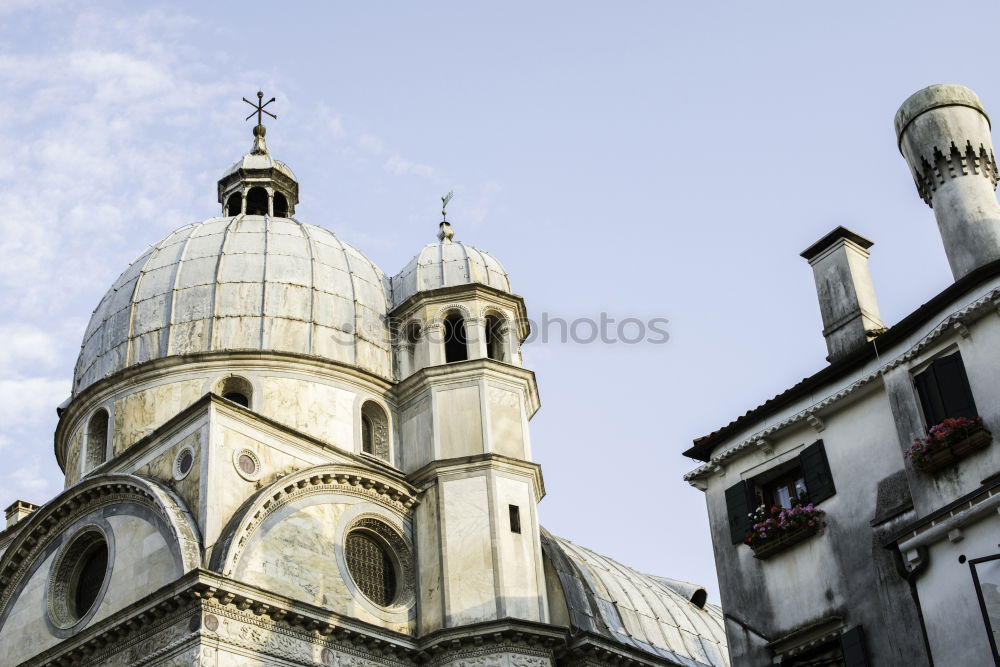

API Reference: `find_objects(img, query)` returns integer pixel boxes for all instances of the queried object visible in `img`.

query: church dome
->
[73,215,392,395]
[390,222,511,308]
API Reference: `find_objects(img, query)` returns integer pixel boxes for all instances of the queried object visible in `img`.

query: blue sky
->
[3,1,1000,602]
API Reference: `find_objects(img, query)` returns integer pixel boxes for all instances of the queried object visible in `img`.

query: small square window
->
[508,505,521,534]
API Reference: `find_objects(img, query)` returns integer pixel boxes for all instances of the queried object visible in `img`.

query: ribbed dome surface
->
[390,240,510,308]
[542,531,729,667]
[73,215,391,394]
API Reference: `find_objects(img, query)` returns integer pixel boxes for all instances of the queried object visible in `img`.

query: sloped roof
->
[542,530,729,667]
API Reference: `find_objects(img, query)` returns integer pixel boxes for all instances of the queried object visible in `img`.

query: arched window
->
[273,192,289,217]
[443,312,468,363]
[225,192,242,216]
[215,375,253,408]
[404,321,421,372]
[85,409,109,471]
[360,400,389,460]
[246,187,268,216]
[484,314,506,362]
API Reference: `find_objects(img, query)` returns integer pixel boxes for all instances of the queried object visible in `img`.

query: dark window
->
[485,315,505,361]
[725,440,835,544]
[345,532,396,606]
[225,192,242,216]
[246,187,268,215]
[362,414,374,454]
[273,192,289,217]
[509,505,521,533]
[73,541,108,618]
[223,392,249,407]
[443,313,468,363]
[914,351,978,427]
[178,450,193,475]
[86,409,109,471]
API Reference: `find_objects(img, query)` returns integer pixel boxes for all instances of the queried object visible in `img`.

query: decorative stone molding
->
[685,285,1000,482]
[232,448,262,482]
[213,464,419,577]
[432,303,474,324]
[910,141,999,206]
[0,474,201,623]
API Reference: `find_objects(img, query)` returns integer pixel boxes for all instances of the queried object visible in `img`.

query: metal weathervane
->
[244,91,277,126]
[441,191,454,222]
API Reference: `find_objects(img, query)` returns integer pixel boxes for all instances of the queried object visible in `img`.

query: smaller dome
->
[390,225,511,309]
[222,152,296,181]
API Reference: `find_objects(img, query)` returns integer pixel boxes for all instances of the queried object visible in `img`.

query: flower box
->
[743,502,826,560]
[907,417,992,473]
[750,523,820,560]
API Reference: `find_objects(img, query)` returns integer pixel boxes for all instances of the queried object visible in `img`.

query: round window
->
[344,532,397,606]
[173,446,196,480]
[48,526,112,631]
[232,448,261,481]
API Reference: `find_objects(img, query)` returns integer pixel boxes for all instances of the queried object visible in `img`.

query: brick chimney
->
[801,227,885,363]
[896,84,1000,279]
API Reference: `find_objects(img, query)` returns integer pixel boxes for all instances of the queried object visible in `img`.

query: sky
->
[3,0,1000,603]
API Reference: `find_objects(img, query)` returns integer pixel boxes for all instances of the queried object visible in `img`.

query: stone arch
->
[432,302,473,325]
[273,191,289,217]
[210,464,419,577]
[361,399,390,461]
[213,374,255,408]
[481,308,512,362]
[0,474,201,626]
[225,191,242,216]
[245,186,268,215]
[84,408,109,472]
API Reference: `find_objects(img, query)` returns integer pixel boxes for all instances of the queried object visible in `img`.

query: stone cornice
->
[19,569,615,666]
[394,358,541,416]
[685,285,1000,483]
[76,394,407,486]
[389,283,531,342]
[408,454,546,499]
[55,351,397,470]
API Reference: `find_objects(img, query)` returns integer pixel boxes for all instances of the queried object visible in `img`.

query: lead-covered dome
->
[390,222,511,308]
[73,215,391,395]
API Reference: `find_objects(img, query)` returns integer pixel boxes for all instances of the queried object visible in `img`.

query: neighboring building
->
[683,83,1000,666]
[0,103,729,667]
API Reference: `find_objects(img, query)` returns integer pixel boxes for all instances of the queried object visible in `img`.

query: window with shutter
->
[839,626,869,667]
[725,480,756,544]
[914,351,978,427]
[799,440,836,504]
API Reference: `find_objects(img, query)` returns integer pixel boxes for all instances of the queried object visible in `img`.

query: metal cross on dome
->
[244,91,277,126]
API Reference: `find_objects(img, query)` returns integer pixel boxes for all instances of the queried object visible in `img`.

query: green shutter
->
[839,626,868,666]
[800,440,836,504]
[915,351,978,427]
[934,352,978,420]
[725,480,756,544]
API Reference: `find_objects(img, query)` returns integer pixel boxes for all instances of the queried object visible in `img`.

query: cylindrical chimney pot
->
[895,84,1000,279]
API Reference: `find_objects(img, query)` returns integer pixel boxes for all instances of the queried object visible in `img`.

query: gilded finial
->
[243,90,277,155]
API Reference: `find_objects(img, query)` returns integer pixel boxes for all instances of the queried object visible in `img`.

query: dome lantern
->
[217,91,299,218]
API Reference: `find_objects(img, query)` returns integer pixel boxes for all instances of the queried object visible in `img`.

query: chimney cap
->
[800,226,874,261]
[894,84,989,148]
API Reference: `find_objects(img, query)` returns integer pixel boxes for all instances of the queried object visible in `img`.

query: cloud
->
[0,376,69,425]
[384,153,438,180]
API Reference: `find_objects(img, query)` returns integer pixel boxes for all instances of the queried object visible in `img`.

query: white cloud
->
[0,376,68,425]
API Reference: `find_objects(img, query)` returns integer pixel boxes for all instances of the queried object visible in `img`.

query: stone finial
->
[251,123,268,155]
[896,84,1000,279]
[438,221,455,243]
[801,226,884,363]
